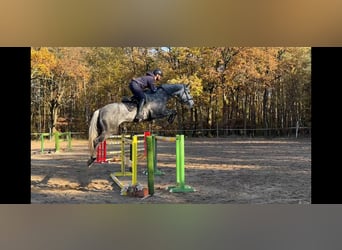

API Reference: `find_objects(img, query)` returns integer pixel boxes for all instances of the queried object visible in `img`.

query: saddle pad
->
[122,100,137,112]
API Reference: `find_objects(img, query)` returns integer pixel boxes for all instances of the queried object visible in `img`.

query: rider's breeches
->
[129,81,145,101]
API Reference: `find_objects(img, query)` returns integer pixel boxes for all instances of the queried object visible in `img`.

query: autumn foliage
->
[31,47,311,137]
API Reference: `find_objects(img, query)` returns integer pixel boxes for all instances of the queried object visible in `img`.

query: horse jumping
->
[87,83,194,167]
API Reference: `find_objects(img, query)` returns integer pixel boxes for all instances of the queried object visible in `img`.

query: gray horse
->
[87,83,194,167]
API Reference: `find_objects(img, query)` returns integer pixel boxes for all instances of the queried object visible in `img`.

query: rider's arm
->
[147,77,158,92]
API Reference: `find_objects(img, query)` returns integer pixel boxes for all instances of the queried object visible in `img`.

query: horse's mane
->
[145,83,185,95]
[159,83,184,89]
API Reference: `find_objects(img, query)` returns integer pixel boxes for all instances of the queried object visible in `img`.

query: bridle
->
[179,84,193,104]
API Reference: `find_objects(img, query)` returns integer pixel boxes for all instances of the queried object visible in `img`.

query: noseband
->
[180,85,193,104]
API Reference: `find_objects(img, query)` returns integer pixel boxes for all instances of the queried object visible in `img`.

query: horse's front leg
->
[167,109,177,124]
[150,108,177,123]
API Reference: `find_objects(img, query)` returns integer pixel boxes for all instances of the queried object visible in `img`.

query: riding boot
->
[134,99,145,122]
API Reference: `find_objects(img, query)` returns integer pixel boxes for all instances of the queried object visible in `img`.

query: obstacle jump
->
[96,131,150,164]
[96,132,149,197]
[39,132,72,153]
[96,134,129,163]
[109,135,140,196]
[146,134,195,195]
[97,132,194,198]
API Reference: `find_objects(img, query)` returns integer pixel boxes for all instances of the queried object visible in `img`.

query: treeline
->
[31,47,311,137]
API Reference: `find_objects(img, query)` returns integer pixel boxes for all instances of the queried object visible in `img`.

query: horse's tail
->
[88,109,100,157]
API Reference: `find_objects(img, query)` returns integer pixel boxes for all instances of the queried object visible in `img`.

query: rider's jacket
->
[132,72,157,92]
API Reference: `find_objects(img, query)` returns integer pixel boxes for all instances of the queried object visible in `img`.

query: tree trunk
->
[263,88,269,136]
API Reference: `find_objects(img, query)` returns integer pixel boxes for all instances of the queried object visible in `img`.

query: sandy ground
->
[31,136,311,204]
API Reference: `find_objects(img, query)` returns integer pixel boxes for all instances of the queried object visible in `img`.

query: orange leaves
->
[31,47,57,78]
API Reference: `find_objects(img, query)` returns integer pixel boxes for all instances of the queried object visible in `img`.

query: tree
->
[31,47,91,133]
[31,47,311,137]
[31,47,57,132]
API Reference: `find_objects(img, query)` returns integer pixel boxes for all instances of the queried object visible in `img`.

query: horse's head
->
[159,83,194,108]
[180,84,194,109]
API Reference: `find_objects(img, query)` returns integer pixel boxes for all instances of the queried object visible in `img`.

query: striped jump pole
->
[104,134,133,163]
[96,140,107,163]
[96,134,128,164]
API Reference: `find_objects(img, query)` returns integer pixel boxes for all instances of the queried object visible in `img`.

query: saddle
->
[121,96,138,111]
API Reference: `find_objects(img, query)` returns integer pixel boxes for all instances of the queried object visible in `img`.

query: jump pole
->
[167,134,195,193]
[96,135,124,163]
[110,135,138,195]
[132,135,138,185]
[144,131,151,157]
[144,135,170,176]
[96,140,107,163]
[96,134,132,164]
[146,135,155,195]
[40,133,50,153]
[146,134,195,194]
[39,132,71,153]
[98,132,149,167]
[54,132,72,152]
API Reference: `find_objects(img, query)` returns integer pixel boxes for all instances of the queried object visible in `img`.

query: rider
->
[129,68,163,122]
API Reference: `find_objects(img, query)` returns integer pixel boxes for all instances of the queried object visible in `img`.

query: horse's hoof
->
[87,157,96,168]
[134,117,143,122]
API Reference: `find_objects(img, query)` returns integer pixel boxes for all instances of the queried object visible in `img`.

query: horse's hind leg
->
[94,129,111,155]
[93,132,108,152]
[88,131,110,167]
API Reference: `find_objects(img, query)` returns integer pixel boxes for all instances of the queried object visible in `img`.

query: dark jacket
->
[132,72,157,92]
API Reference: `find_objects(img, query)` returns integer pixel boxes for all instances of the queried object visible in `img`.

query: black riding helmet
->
[153,69,163,76]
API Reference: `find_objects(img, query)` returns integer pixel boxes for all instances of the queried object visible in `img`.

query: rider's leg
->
[129,82,146,122]
[134,98,145,121]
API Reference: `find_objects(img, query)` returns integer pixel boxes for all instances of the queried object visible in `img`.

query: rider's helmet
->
[153,69,163,76]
